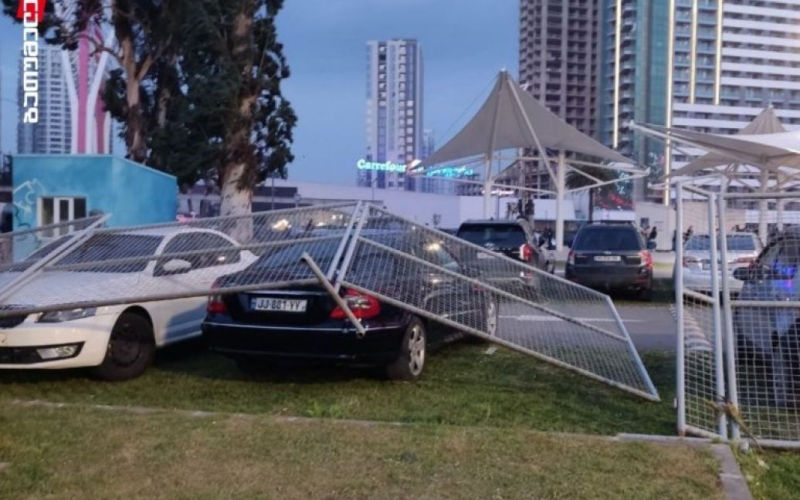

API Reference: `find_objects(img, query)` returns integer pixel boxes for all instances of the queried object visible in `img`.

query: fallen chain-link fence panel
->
[0,215,107,294]
[335,205,659,401]
[0,204,360,317]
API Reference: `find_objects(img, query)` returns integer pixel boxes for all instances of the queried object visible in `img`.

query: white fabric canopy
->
[420,71,631,168]
[673,107,788,177]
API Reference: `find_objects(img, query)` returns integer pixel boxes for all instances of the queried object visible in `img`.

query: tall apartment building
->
[596,0,671,202]
[17,45,72,154]
[519,1,600,194]
[361,39,424,191]
[668,0,800,179]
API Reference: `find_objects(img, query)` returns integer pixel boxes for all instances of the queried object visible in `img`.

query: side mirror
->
[647,240,657,250]
[733,267,751,282]
[160,258,192,275]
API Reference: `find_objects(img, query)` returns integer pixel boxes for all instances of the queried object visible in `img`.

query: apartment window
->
[39,196,88,237]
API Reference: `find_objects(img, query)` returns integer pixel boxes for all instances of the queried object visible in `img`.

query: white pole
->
[556,151,566,252]
[759,168,769,245]
[484,156,493,218]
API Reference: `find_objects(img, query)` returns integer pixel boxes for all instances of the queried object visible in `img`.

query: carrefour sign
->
[357,159,407,173]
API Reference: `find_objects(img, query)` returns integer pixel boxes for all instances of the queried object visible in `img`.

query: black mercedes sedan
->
[202,235,497,381]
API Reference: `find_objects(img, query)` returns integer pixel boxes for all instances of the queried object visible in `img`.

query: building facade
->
[668,0,800,177]
[17,45,72,154]
[597,0,671,202]
[361,38,424,191]
[519,0,601,195]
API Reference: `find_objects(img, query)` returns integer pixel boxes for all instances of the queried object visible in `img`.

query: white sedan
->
[682,233,762,294]
[0,227,257,380]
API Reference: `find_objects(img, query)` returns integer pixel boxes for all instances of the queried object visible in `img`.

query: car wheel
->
[386,317,427,381]
[92,312,155,382]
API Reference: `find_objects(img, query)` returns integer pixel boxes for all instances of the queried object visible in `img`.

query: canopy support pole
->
[556,151,566,252]
[484,156,493,218]
[759,169,769,245]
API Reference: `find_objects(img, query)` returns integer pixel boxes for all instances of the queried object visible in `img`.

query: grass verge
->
[0,343,676,436]
[738,450,800,500]
[0,404,722,500]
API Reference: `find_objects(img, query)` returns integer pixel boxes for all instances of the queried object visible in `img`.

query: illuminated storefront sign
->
[425,167,474,178]
[356,159,474,179]
[356,159,406,173]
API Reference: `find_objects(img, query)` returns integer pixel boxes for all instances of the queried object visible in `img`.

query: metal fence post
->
[675,182,687,435]
[707,191,728,440]
[718,189,741,442]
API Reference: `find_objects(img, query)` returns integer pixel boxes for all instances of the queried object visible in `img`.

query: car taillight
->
[207,279,228,315]
[640,250,653,270]
[519,243,533,262]
[330,289,381,320]
[567,249,575,266]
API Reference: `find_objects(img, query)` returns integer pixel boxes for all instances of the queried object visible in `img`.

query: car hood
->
[3,270,143,308]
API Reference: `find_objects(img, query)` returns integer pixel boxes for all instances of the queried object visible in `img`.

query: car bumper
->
[0,314,118,369]
[565,267,651,289]
[202,319,407,365]
[683,270,744,294]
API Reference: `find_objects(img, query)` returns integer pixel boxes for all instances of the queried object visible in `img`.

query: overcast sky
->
[0,1,518,185]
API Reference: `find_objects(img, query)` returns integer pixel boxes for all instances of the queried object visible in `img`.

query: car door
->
[151,232,244,344]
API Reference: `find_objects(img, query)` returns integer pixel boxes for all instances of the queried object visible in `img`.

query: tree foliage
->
[3,0,297,210]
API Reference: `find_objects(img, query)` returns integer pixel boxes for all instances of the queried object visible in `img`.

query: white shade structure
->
[419,70,640,250]
[631,107,800,243]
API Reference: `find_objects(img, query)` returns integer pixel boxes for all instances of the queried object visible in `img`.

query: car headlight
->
[38,308,97,323]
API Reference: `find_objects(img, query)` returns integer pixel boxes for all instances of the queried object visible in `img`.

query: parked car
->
[565,221,655,300]
[733,228,800,406]
[0,227,257,380]
[682,233,762,294]
[454,219,555,272]
[202,234,497,381]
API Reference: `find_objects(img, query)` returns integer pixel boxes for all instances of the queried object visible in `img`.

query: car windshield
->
[457,224,526,247]
[573,227,642,251]
[57,234,164,273]
[253,239,397,277]
[685,235,757,252]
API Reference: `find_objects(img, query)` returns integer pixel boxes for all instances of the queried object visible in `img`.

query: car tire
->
[92,312,155,382]
[466,295,499,344]
[386,317,426,381]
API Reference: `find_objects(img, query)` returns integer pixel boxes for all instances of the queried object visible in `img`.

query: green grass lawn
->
[738,450,800,500]
[0,403,722,500]
[0,342,676,436]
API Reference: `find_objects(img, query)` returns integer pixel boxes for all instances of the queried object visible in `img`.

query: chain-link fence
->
[0,204,359,317]
[0,202,659,401]
[676,184,727,439]
[677,184,800,448]
[335,205,659,401]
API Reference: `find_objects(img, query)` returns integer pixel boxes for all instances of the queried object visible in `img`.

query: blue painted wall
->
[12,155,177,232]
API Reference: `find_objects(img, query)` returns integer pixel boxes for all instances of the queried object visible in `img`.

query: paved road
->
[494,300,676,352]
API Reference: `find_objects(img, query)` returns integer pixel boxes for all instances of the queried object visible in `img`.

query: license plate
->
[251,297,307,313]
[594,255,621,262]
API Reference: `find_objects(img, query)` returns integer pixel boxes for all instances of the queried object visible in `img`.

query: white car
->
[0,227,257,380]
[682,233,762,294]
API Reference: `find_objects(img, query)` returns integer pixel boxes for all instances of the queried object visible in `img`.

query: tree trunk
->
[220,162,253,242]
[125,77,146,163]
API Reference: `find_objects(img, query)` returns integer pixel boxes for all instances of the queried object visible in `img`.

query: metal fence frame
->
[677,182,800,448]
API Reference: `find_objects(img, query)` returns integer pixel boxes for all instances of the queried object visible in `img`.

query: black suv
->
[454,219,555,273]
[565,221,655,299]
